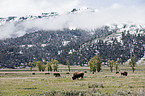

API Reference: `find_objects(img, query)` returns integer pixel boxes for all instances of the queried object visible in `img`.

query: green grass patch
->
[0,65,145,95]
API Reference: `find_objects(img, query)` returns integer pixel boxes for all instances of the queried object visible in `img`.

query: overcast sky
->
[0,0,145,17]
[0,0,145,39]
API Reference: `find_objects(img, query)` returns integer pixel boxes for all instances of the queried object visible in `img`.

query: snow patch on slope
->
[62,41,70,46]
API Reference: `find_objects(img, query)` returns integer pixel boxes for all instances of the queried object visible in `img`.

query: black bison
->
[66,72,70,74]
[72,72,84,80]
[32,73,35,75]
[45,73,50,75]
[54,73,60,77]
[116,71,119,74]
[121,71,128,76]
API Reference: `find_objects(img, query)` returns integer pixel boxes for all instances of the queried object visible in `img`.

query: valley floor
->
[0,65,145,96]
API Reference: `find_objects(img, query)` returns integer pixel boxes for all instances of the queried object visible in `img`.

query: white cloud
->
[0,0,80,17]
[111,3,121,9]
[0,0,145,39]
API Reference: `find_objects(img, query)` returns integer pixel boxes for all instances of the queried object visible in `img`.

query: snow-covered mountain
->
[0,7,145,68]
[0,7,97,26]
[0,7,101,40]
[105,23,145,42]
[0,11,60,39]
[0,12,58,26]
[0,7,145,40]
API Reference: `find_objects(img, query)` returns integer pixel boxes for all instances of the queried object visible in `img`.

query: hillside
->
[0,24,116,68]
[0,23,145,68]
[0,8,145,68]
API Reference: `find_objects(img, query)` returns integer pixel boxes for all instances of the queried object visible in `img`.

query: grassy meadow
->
[0,65,145,96]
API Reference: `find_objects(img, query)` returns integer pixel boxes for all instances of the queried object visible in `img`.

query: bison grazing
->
[121,71,128,76]
[72,72,84,80]
[116,71,119,74]
[54,73,60,77]
[32,73,35,75]
[66,72,70,74]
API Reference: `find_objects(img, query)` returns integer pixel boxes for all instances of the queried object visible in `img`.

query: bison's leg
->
[125,72,128,76]
[81,75,84,79]
[121,73,123,76]
[72,76,76,80]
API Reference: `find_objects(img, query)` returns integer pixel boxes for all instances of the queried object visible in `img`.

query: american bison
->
[66,72,70,74]
[121,71,128,76]
[72,72,84,80]
[54,73,60,77]
[116,71,119,74]
[32,73,35,75]
[45,73,50,75]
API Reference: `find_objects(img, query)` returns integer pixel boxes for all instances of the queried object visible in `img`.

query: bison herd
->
[115,71,128,76]
[31,71,128,80]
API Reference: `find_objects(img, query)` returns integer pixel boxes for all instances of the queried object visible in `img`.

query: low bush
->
[88,83,99,88]
[41,90,86,96]
[38,89,145,96]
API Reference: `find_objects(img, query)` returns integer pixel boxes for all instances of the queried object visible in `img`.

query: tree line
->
[89,55,136,73]
[29,54,136,73]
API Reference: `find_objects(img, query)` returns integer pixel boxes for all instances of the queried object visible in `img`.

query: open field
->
[0,65,145,96]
